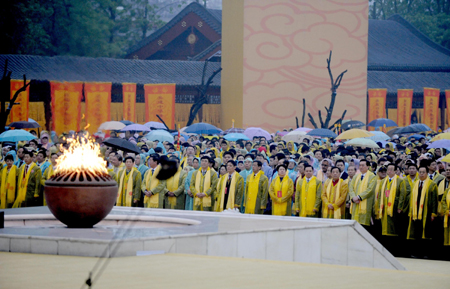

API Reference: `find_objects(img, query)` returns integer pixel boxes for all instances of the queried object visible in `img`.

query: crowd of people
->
[1,128,450,260]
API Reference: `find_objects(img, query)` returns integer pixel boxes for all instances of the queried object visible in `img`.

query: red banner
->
[446,90,450,128]
[423,87,440,131]
[368,89,386,129]
[123,83,136,123]
[10,80,30,123]
[50,81,83,134]
[85,82,111,135]
[397,89,413,127]
[144,84,176,129]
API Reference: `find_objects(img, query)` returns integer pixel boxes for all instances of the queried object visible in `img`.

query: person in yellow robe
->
[349,160,377,229]
[243,160,269,214]
[321,166,348,219]
[12,150,42,208]
[295,165,322,217]
[375,163,406,255]
[190,156,218,211]
[0,154,18,209]
[108,154,125,181]
[407,165,438,258]
[117,156,142,207]
[180,145,196,169]
[215,160,244,212]
[400,163,419,214]
[164,157,187,210]
[41,153,58,206]
[269,164,294,216]
[428,159,445,184]
[142,154,167,208]
[442,184,450,248]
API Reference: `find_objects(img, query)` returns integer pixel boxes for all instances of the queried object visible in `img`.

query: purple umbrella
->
[427,139,450,149]
[244,127,271,140]
[144,121,166,130]
[221,128,245,135]
[277,131,289,136]
[120,124,150,132]
[294,127,313,132]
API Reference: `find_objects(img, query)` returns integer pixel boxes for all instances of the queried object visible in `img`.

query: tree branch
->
[328,110,347,130]
[326,51,334,89]
[9,75,30,110]
[318,110,324,127]
[301,98,306,127]
[295,116,299,129]
[156,114,171,131]
[308,113,318,129]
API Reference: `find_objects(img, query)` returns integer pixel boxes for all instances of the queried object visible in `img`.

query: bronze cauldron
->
[44,171,117,228]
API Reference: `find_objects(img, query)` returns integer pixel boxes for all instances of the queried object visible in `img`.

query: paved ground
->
[1,252,449,289]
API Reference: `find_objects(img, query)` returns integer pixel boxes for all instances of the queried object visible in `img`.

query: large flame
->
[56,135,107,175]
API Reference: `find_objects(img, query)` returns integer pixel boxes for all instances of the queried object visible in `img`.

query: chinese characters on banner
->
[423,88,440,131]
[122,83,137,123]
[446,90,450,128]
[368,89,386,130]
[85,82,111,135]
[10,80,30,122]
[397,89,413,127]
[50,81,82,134]
[144,84,176,129]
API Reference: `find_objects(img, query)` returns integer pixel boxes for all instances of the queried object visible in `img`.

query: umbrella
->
[8,121,40,129]
[306,128,337,138]
[28,118,37,123]
[185,123,222,135]
[341,120,365,130]
[119,120,134,126]
[223,133,250,141]
[144,121,166,130]
[282,130,307,142]
[221,128,245,135]
[98,121,126,131]
[103,138,140,154]
[145,130,174,143]
[442,153,450,163]
[120,124,150,132]
[365,131,390,141]
[345,138,380,149]
[171,131,189,140]
[336,129,374,140]
[431,133,450,141]
[408,134,425,140]
[243,127,271,140]
[427,139,450,149]
[277,131,289,137]
[0,129,37,142]
[294,127,313,132]
[367,118,397,127]
[395,124,432,134]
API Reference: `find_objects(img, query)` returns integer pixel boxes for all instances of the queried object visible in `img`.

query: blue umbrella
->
[408,134,425,140]
[306,128,337,138]
[119,120,134,126]
[396,124,432,134]
[0,129,37,142]
[365,131,390,141]
[427,140,450,149]
[171,131,189,140]
[120,124,150,132]
[367,118,397,127]
[184,122,222,135]
[223,133,250,141]
[145,130,174,143]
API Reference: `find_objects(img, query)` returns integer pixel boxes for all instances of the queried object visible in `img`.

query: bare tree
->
[0,59,31,134]
[307,51,347,129]
[186,60,222,126]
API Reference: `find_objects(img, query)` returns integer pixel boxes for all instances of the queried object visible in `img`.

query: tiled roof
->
[0,54,221,87]
[126,2,222,57]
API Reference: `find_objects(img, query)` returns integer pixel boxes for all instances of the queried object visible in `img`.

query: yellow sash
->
[438,179,447,215]
[273,176,289,216]
[444,189,450,228]
[166,168,182,207]
[218,172,237,212]
[0,166,16,209]
[411,178,431,220]
[144,165,161,208]
[12,163,36,208]
[316,170,324,182]
[407,174,418,189]
[323,179,342,219]
[117,168,136,207]
[351,172,373,215]
[301,176,318,217]
[245,171,263,214]
[194,168,211,209]
[379,176,397,219]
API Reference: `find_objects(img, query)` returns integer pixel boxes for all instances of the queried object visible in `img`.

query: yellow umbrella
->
[431,133,450,142]
[442,154,450,163]
[336,129,374,140]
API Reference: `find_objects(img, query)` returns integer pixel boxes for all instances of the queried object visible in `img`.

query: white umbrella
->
[98,121,126,131]
[282,130,307,142]
[345,138,380,149]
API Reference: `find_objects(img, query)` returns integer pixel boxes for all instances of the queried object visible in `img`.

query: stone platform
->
[0,207,404,270]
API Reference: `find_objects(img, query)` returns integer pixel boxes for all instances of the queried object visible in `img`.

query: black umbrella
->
[341,120,365,131]
[306,128,337,138]
[394,123,432,134]
[8,121,40,129]
[119,120,134,126]
[103,137,140,154]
